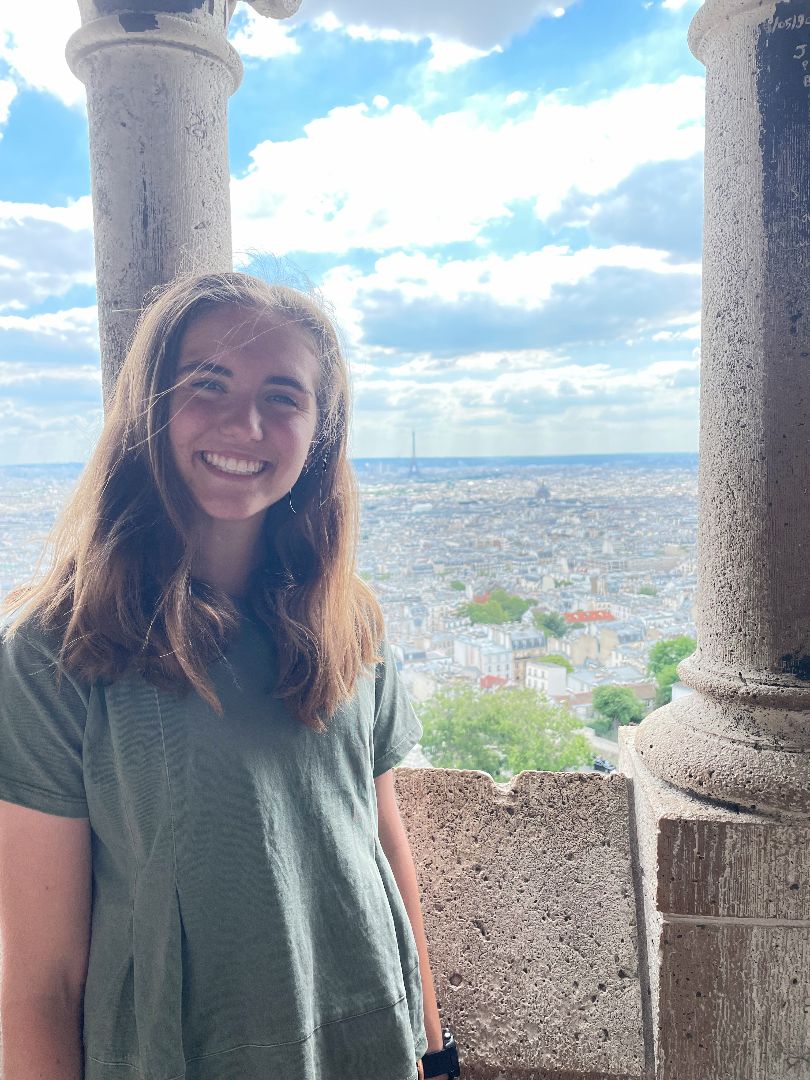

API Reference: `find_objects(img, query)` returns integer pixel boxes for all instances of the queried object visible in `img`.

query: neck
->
[192,515,265,598]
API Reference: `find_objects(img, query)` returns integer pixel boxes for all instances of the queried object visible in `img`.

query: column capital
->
[67,5,243,94]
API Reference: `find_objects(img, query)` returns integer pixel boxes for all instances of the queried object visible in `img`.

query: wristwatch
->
[421,1028,460,1079]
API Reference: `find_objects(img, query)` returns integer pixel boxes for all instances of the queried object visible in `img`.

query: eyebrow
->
[176,361,313,396]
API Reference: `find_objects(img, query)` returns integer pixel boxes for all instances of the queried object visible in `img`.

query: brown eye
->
[191,378,225,392]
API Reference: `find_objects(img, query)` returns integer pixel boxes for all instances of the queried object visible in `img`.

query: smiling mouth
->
[200,451,268,476]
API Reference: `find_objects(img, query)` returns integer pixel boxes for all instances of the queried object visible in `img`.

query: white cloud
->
[344,245,699,305]
[231,77,705,256]
[323,18,417,43]
[427,39,500,73]
[0,197,95,312]
[0,6,84,107]
[348,352,699,455]
[0,78,16,131]
[228,7,300,57]
[661,0,700,9]
[310,12,498,72]
[389,347,561,376]
[292,0,577,51]
[0,360,101,388]
[0,196,92,232]
[0,306,99,350]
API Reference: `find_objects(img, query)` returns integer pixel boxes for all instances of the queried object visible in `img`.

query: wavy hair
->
[4,271,383,730]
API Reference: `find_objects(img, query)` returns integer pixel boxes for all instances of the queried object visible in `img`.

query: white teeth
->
[201,452,266,476]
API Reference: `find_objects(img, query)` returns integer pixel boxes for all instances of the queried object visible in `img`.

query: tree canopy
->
[647,635,696,706]
[418,685,592,780]
[463,588,532,625]
[591,685,645,738]
[533,610,570,639]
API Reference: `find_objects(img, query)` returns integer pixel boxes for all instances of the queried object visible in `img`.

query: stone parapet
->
[395,767,648,1079]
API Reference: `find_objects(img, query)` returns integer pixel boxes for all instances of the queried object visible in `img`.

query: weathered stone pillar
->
[623,5,810,1075]
[66,0,299,399]
[635,0,810,819]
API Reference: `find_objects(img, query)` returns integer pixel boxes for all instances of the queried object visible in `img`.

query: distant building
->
[526,661,568,697]
[564,609,615,625]
[480,674,508,691]
[489,625,545,683]
[453,635,514,681]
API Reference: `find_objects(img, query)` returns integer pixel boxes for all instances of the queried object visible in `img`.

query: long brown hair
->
[4,272,383,730]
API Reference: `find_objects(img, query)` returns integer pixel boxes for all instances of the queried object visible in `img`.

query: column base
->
[634,689,810,819]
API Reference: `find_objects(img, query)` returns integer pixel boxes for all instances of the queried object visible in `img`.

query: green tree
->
[464,589,531,625]
[449,580,466,592]
[591,685,645,739]
[639,584,657,596]
[464,599,508,624]
[489,588,532,621]
[533,611,569,639]
[418,686,592,779]
[647,636,696,706]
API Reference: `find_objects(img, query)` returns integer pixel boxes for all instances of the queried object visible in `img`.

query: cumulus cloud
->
[0,360,101,395]
[231,77,705,256]
[348,353,699,455]
[0,306,99,351]
[0,198,94,311]
[0,78,16,132]
[554,155,705,262]
[306,11,501,71]
[0,5,84,107]
[228,7,301,57]
[318,246,700,354]
[289,0,577,50]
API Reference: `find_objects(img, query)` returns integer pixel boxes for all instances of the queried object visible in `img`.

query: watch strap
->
[421,1032,460,1079]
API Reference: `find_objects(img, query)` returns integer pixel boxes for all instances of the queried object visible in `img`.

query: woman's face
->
[167,304,320,532]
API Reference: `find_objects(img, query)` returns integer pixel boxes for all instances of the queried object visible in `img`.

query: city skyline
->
[0,0,704,465]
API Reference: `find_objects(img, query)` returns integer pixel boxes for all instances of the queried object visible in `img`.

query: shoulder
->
[1,613,90,707]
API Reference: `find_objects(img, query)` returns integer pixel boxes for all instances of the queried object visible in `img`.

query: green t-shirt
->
[0,614,427,1080]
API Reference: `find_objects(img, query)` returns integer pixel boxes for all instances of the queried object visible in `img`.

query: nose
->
[218,396,264,442]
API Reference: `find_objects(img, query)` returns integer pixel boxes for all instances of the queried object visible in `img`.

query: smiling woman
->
[0,271,452,1080]
[168,305,321,594]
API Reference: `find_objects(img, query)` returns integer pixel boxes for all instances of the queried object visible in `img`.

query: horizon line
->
[0,450,700,469]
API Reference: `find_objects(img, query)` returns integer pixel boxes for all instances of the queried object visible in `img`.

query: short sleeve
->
[372,641,423,777]
[0,625,90,818]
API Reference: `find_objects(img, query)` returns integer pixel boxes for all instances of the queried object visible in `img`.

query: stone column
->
[622,9,810,1077]
[66,0,299,399]
[635,0,810,818]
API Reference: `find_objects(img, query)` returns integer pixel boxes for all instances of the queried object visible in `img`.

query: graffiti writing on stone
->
[764,10,810,92]
[769,12,810,32]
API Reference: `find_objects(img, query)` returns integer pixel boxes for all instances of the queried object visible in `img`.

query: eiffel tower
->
[408,429,419,477]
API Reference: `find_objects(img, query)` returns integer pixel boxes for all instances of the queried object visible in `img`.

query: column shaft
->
[637,0,810,817]
[66,2,241,398]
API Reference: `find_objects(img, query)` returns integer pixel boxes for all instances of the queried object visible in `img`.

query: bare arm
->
[0,800,92,1080]
[374,770,449,1080]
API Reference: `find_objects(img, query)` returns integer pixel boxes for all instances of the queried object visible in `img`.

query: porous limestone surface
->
[622,728,810,1080]
[395,768,645,1080]
[658,921,810,1079]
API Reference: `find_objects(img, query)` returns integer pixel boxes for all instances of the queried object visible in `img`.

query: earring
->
[288,488,297,514]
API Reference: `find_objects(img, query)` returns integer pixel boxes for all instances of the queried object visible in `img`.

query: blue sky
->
[0,0,704,463]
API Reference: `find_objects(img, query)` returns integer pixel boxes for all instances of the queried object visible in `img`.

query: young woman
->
[0,272,455,1080]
